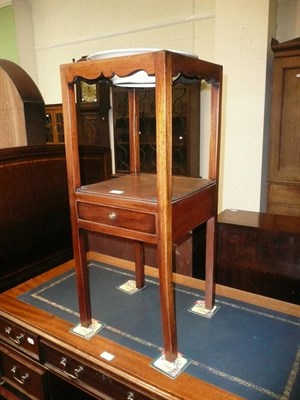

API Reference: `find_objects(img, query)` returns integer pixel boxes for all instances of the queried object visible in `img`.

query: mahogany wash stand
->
[60,50,222,363]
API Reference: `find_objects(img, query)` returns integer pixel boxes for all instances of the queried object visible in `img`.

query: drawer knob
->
[108,211,117,221]
[5,327,24,345]
[127,392,135,400]
[60,357,84,380]
[11,366,29,385]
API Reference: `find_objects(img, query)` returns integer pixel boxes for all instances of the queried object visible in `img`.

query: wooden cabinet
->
[45,104,64,143]
[113,84,200,176]
[216,209,300,304]
[267,37,300,216]
[76,79,111,146]
[44,81,110,146]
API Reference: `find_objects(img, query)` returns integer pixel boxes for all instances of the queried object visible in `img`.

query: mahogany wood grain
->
[79,174,212,203]
[0,145,107,293]
[0,145,70,292]
[205,216,216,309]
[77,202,156,234]
[128,89,140,174]
[134,241,145,289]
[218,209,300,234]
[217,209,300,304]
[208,82,222,181]
[267,37,300,216]
[152,51,176,361]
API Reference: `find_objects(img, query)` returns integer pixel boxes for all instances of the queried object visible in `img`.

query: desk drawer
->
[42,340,152,400]
[0,343,48,400]
[0,318,39,360]
[78,202,156,235]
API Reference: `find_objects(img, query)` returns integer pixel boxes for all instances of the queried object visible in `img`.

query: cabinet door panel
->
[113,85,200,176]
[79,113,110,146]
[45,104,64,143]
[269,57,300,181]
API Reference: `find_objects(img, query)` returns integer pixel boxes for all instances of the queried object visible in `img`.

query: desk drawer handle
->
[60,357,84,380]
[127,392,135,400]
[5,327,24,345]
[10,366,29,385]
[108,211,117,221]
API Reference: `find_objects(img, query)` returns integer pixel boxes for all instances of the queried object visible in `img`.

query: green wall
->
[0,5,18,63]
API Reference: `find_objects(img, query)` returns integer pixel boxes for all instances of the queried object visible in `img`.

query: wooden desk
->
[0,254,299,400]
